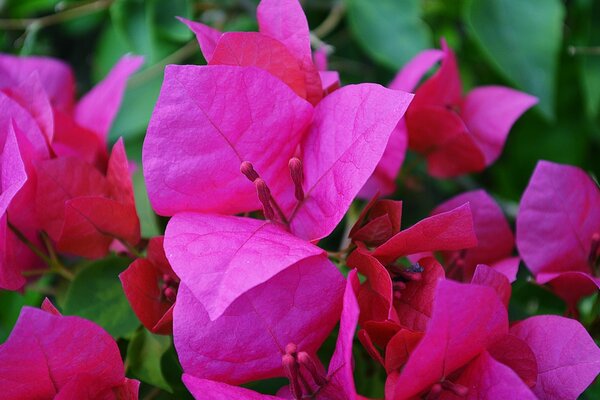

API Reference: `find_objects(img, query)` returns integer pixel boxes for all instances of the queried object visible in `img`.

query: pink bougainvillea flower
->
[0,108,50,291]
[370,202,477,265]
[517,160,600,309]
[0,53,142,168]
[360,49,443,198]
[431,189,519,282]
[181,270,361,400]
[120,236,177,335]
[0,54,75,112]
[144,64,411,241]
[0,54,141,290]
[345,202,476,360]
[511,315,600,400]
[388,267,600,400]
[0,305,139,399]
[180,0,324,105]
[168,213,345,384]
[405,40,537,178]
[36,138,140,258]
[0,123,37,290]
[144,65,312,217]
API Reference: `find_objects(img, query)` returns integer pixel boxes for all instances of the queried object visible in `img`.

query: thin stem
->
[8,221,74,281]
[7,221,52,265]
[0,0,114,30]
[142,388,161,400]
[128,41,199,87]
[119,238,143,258]
[312,1,346,39]
[568,46,600,56]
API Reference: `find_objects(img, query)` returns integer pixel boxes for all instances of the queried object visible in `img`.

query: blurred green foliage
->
[1,0,599,397]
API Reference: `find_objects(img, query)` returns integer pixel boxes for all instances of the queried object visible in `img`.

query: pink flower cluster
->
[0,0,599,399]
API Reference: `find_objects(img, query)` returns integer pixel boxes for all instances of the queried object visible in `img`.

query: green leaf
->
[133,168,160,237]
[0,289,43,342]
[127,328,172,392]
[108,72,164,141]
[465,0,565,119]
[579,1,600,117]
[345,0,432,70]
[149,0,193,43]
[6,0,61,18]
[63,256,139,338]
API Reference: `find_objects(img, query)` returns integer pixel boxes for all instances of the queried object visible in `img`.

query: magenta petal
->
[487,334,538,388]
[471,264,512,308]
[462,86,537,165]
[517,161,600,278]
[177,17,222,62]
[143,65,313,216]
[288,84,413,241]
[75,55,143,141]
[410,39,462,110]
[257,0,321,104]
[0,54,75,111]
[373,203,477,265]
[173,258,344,384]
[322,270,360,399]
[1,124,28,215]
[452,351,537,400]
[210,32,308,99]
[359,121,408,198]
[0,307,127,398]
[3,71,54,143]
[0,92,49,158]
[538,271,600,308]
[488,256,520,283]
[432,190,515,280]
[0,125,29,290]
[393,280,507,399]
[257,0,312,66]
[41,298,62,316]
[511,315,600,400]
[388,49,444,93]
[183,375,280,399]
[165,213,325,320]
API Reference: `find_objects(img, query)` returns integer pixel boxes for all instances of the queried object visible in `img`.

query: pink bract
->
[181,270,360,399]
[145,64,412,242]
[120,236,177,335]
[167,214,345,384]
[517,160,600,307]
[0,306,139,399]
[405,40,537,178]
[36,139,140,258]
[431,189,519,282]
[360,49,444,198]
[173,255,344,384]
[180,0,322,104]
[143,65,313,217]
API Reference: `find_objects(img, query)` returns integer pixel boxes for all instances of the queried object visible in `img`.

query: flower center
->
[282,342,328,399]
[160,274,178,303]
[240,159,306,225]
[390,262,423,300]
[425,380,468,399]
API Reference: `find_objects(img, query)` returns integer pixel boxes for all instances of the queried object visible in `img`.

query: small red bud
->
[163,287,177,303]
